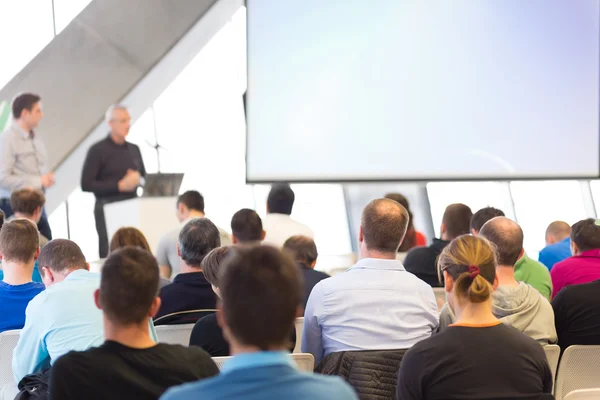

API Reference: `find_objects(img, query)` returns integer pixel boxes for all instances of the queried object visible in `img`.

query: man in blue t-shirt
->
[0,219,44,333]
[539,221,572,271]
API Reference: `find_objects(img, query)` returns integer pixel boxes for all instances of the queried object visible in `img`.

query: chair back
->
[155,324,195,346]
[544,344,561,385]
[555,345,600,400]
[564,389,600,400]
[293,317,304,353]
[153,309,216,326]
[432,287,446,311]
[212,353,315,372]
[0,330,20,390]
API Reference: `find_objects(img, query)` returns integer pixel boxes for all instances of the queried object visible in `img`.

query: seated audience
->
[50,247,219,400]
[551,218,600,298]
[162,246,358,400]
[397,235,553,400]
[156,191,231,278]
[404,203,473,286]
[302,199,438,364]
[282,235,330,310]
[470,206,505,236]
[539,220,572,271]
[384,193,427,257]
[155,218,220,322]
[8,188,49,248]
[12,239,103,382]
[230,208,265,245]
[439,217,557,344]
[0,220,44,333]
[110,226,170,288]
[263,184,314,247]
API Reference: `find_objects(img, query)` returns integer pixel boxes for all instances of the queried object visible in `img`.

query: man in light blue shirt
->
[162,246,357,400]
[539,221,572,271]
[302,199,439,364]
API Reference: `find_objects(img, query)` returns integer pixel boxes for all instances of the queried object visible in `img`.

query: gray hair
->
[105,104,128,122]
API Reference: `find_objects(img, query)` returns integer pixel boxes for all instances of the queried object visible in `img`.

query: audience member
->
[263,184,313,247]
[155,218,220,322]
[551,218,600,298]
[439,217,557,344]
[50,247,219,400]
[12,239,102,382]
[397,235,553,400]
[384,193,427,254]
[302,199,438,364]
[156,191,231,278]
[230,208,265,245]
[8,188,49,247]
[162,246,358,400]
[282,235,330,310]
[539,220,572,271]
[470,206,505,236]
[404,203,472,286]
[0,220,44,333]
[109,227,170,288]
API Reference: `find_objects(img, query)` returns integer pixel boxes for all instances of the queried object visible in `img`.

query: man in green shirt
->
[515,252,552,301]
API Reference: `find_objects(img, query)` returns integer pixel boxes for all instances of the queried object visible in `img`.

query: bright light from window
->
[53,0,92,34]
[590,181,600,216]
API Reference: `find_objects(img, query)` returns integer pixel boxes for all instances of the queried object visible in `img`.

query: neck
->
[103,317,155,349]
[17,119,31,133]
[109,132,125,145]
[180,262,202,274]
[360,248,396,260]
[13,212,34,222]
[187,210,205,219]
[1,260,35,285]
[454,297,498,325]
[440,233,452,241]
[496,265,519,286]
[229,341,288,356]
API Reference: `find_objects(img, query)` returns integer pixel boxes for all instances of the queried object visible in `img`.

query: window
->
[591,181,600,216]
[48,202,69,240]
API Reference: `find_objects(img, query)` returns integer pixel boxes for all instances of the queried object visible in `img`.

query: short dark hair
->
[0,209,5,230]
[0,219,39,263]
[479,217,523,266]
[12,93,41,119]
[221,246,300,350]
[201,246,233,287]
[177,191,205,213]
[100,247,159,325]
[470,207,505,232]
[110,227,151,253]
[267,184,295,215]
[361,198,409,253]
[442,203,473,239]
[38,239,87,274]
[10,188,46,216]
[178,218,220,267]
[282,235,318,266]
[231,208,263,243]
[571,218,600,252]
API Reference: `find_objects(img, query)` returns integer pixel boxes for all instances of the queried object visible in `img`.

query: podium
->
[104,197,179,253]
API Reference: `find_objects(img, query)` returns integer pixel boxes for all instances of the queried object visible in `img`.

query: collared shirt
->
[539,238,572,271]
[302,258,438,364]
[551,249,600,299]
[161,351,358,400]
[262,213,314,248]
[0,122,48,198]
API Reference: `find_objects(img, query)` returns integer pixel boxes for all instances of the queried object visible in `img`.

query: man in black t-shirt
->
[49,247,219,400]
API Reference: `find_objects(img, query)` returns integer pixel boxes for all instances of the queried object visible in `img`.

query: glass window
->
[0,0,54,89]
[52,0,93,34]
[66,187,98,261]
[426,182,515,238]
[48,202,69,240]
[591,181,600,216]
[510,181,588,255]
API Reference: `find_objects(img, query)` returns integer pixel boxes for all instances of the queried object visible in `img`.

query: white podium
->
[104,197,179,253]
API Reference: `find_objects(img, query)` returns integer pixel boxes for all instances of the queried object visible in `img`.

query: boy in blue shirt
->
[162,246,358,400]
[0,219,44,333]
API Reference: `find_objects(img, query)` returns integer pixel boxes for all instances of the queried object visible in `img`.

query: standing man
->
[0,93,54,240]
[81,104,146,258]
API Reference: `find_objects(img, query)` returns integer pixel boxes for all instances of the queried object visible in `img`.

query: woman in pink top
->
[551,219,600,299]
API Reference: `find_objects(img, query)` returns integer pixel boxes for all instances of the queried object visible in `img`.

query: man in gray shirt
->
[155,191,231,279]
[0,93,54,240]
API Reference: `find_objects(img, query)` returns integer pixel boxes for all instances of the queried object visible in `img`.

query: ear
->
[571,242,579,256]
[0,249,4,261]
[517,248,525,260]
[216,301,226,329]
[231,234,239,245]
[261,230,266,241]
[176,243,181,257]
[33,247,41,261]
[492,275,499,290]
[310,260,317,269]
[358,226,364,244]
[148,297,161,318]
[471,228,478,236]
[443,271,454,293]
[41,266,55,287]
[84,262,90,271]
[441,223,447,235]
[94,289,102,310]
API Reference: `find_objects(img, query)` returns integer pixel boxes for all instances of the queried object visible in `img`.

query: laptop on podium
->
[141,173,184,197]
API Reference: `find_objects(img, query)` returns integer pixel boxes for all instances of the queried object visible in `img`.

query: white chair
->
[0,330,20,391]
[155,324,195,346]
[543,344,561,385]
[213,353,315,372]
[293,317,304,353]
[555,345,600,400]
[564,389,600,400]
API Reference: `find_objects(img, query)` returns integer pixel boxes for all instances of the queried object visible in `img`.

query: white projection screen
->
[246,0,600,182]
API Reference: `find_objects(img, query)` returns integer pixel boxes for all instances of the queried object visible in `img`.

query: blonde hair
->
[438,235,497,303]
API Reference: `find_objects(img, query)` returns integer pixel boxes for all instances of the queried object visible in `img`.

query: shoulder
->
[53,348,98,372]
[302,374,357,397]
[161,375,221,399]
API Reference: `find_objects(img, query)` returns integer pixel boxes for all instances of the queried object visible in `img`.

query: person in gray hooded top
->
[438,217,557,344]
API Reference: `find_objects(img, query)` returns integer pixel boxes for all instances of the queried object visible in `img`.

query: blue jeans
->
[0,198,52,240]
